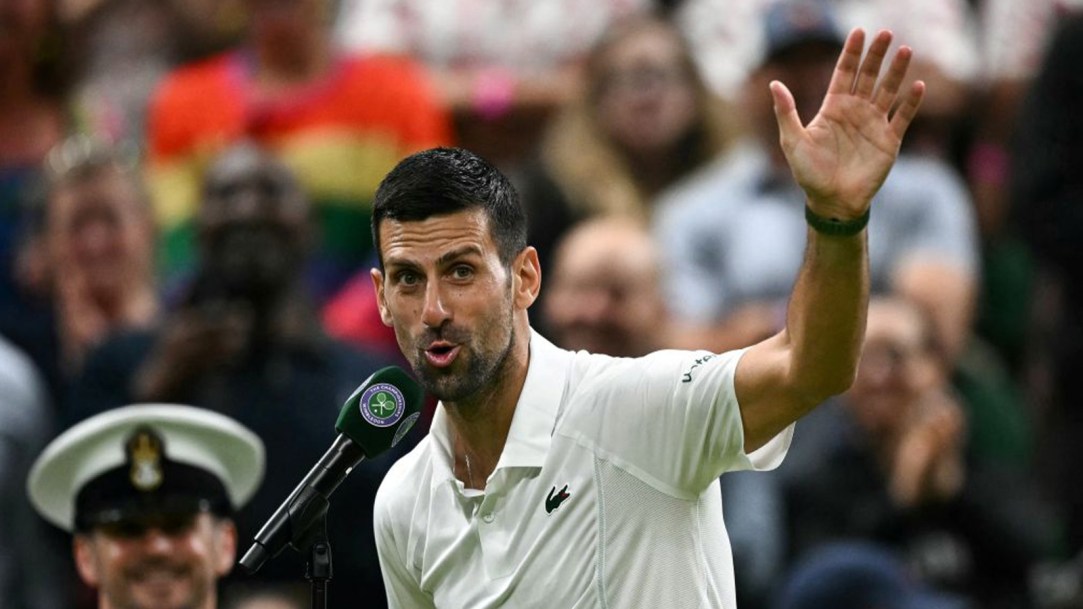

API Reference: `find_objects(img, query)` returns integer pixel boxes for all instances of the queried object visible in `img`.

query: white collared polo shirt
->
[374,330,792,608]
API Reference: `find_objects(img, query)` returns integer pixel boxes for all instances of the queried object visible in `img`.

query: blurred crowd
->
[2,0,1082,608]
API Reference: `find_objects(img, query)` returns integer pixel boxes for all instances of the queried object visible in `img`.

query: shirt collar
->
[428,329,570,490]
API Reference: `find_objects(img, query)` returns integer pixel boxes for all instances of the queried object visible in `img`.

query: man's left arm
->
[736,29,925,452]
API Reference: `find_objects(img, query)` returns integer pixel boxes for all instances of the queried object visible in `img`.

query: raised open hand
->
[771,29,925,221]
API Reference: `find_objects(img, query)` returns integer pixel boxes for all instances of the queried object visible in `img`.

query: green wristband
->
[804,205,870,237]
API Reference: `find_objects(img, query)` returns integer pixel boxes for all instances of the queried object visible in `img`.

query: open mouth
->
[424,343,460,368]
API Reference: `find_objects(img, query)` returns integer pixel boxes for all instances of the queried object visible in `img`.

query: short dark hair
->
[371,147,527,267]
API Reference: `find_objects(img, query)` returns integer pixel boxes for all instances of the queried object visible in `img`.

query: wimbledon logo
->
[360,383,406,427]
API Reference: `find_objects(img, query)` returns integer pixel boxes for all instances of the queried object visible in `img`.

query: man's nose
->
[138,528,179,555]
[421,281,451,328]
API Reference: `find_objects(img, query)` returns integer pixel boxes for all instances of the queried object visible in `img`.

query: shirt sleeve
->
[564,348,792,498]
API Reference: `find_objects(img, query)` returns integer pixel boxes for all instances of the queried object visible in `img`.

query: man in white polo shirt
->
[368,27,925,608]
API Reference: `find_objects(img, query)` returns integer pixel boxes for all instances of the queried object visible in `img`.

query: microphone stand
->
[241,438,369,608]
[288,488,334,609]
[300,517,332,609]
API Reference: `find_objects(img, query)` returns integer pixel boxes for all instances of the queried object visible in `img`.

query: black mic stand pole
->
[303,523,332,609]
[288,487,333,609]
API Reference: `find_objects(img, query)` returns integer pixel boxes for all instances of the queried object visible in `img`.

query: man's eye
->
[451,266,473,279]
[397,271,419,286]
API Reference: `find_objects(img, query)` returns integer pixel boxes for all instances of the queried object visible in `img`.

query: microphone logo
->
[360,383,407,427]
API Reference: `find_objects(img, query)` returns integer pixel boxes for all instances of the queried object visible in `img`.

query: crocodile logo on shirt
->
[545,484,571,514]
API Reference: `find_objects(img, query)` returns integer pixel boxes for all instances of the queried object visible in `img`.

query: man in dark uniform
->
[27,404,265,609]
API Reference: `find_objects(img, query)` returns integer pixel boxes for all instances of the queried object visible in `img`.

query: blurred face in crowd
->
[846,299,941,437]
[374,208,538,403]
[46,167,154,302]
[543,219,666,358]
[197,146,310,302]
[73,512,236,609]
[593,20,698,159]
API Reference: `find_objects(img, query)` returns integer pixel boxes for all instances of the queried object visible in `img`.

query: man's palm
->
[772,29,925,220]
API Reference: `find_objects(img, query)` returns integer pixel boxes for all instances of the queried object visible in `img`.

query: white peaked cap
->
[27,404,265,532]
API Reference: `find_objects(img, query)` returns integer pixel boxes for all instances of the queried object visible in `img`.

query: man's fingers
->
[873,45,913,112]
[890,80,926,140]
[827,28,866,95]
[770,80,802,147]
[854,30,892,98]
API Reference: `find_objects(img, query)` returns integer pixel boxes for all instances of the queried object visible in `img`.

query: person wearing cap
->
[67,144,400,609]
[27,404,265,609]
[655,0,978,365]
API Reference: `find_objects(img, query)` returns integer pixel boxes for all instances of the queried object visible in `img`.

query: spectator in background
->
[0,0,67,309]
[778,297,1057,608]
[541,217,668,358]
[673,0,979,123]
[334,0,648,167]
[1012,8,1083,552]
[0,136,158,407]
[147,0,450,302]
[516,13,738,277]
[69,145,400,609]
[654,0,978,364]
[0,336,65,609]
[27,404,265,609]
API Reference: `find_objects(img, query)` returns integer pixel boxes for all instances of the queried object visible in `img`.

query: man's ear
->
[371,268,393,327]
[512,247,542,310]
[73,535,101,587]
[213,519,238,577]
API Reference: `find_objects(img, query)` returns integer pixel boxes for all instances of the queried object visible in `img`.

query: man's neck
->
[444,325,532,487]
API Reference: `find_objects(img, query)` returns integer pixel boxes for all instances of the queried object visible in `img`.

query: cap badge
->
[127,427,164,492]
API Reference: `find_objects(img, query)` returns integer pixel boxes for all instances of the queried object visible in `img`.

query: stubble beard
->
[412,308,517,407]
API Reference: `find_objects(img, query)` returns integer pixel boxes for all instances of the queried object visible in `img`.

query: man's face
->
[47,169,153,299]
[543,222,664,358]
[372,209,533,403]
[73,512,236,609]
[198,148,309,300]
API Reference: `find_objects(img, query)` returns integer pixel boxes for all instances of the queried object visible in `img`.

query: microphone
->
[239,366,424,573]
